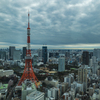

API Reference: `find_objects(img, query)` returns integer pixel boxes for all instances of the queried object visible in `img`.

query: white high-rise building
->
[47,87,60,100]
[92,56,96,63]
[48,89,52,98]
[92,62,98,74]
[90,56,98,74]
[89,56,96,67]
[89,59,92,67]
[93,49,100,61]
[78,65,87,92]
[58,57,65,72]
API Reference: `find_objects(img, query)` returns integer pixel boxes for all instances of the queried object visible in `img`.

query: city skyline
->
[0,0,100,49]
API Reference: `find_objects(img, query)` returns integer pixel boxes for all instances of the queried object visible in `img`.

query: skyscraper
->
[42,46,47,64]
[38,49,42,58]
[0,51,6,60]
[23,47,26,59]
[65,51,70,58]
[82,51,89,65]
[9,46,15,59]
[78,65,87,92]
[13,50,21,61]
[58,57,65,72]
[89,52,93,59]
[93,49,100,61]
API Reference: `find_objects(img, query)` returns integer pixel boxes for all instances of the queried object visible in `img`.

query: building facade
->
[78,65,87,92]
[9,46,15,60]
[26,91,44,100]
[93,49,100,61]
[13,50,21,61]
[0,51,6,60]
[82,51,89,65]
[42,46,47,64]
[38,49,42,58]
[23,47,26,59]
[58,57,65,72]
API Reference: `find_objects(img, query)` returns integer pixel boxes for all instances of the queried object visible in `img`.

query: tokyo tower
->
[18,12,38,87]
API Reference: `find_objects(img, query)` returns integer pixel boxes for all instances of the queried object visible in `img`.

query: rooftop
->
[27,90,44,98]
[0,84,8,90]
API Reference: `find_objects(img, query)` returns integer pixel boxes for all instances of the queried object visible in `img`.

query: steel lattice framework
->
[18,12,38,87]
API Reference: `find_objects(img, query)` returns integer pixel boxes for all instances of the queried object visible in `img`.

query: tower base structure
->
[18,58,39,88]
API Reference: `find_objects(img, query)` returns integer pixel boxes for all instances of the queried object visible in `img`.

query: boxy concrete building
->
[26,90,44,100]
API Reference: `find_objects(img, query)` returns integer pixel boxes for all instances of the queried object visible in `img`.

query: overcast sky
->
[0,0,100,49]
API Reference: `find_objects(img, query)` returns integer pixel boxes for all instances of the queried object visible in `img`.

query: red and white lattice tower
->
[18,12,38,87]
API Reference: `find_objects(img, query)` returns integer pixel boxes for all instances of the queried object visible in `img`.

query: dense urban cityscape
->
[1,45,100,100]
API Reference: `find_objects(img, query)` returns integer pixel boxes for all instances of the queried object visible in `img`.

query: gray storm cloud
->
[0,0,100,49]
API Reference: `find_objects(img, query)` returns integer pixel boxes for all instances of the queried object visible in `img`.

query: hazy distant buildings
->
[9,46,15,59]
[49,52,59,58]
[13,50,21,61]
[93,49,100,61]
[82,51,89,65]
[65,51,70,58]
[42,46,47,64]
[0,51,6,60]
[33,55,38,66]
[23,47,26,59]
[38,49,42,58]
[58,57,65,72]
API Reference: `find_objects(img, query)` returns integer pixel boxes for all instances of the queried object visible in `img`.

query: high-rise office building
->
[42,46,47,64]
[58,57,65,72]
[0,51,6,60]
[9,46,15,59]
[92,62,98,74]
[78,65,87,92]
[23,47,26,59]
[89,52,93,59]
[92,56,96,63]
[93,49,100,61]
[82,51,89,65]
[65,51,70,58]
[38,49,42,58]
[6,52,9,60]
[13,50,21,61]
[33,55,38,66]
[89,59,93,67]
